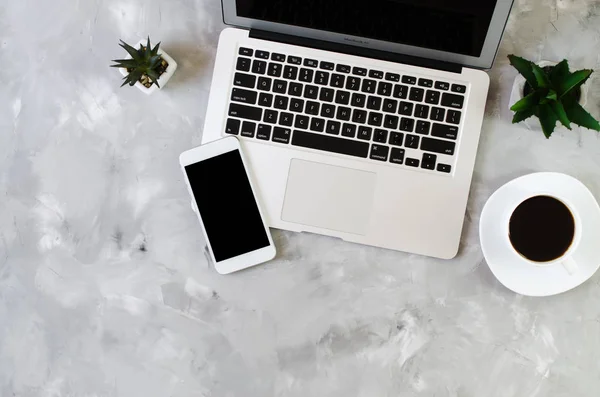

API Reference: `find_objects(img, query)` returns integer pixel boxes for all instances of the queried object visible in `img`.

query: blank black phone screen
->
[185,150,270,262]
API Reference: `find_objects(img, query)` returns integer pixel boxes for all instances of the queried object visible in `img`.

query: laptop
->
[202,0,514,259]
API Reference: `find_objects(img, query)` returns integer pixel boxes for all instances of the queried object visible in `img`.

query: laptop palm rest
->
[282,159,376,236]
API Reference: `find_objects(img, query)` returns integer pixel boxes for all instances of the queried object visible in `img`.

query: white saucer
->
[479,172,600,297]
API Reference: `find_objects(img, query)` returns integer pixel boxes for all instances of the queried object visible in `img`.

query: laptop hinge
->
[249,29,463,74]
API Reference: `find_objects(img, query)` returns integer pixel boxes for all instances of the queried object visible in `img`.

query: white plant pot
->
[118,39,178,95]
[509,60,587,131]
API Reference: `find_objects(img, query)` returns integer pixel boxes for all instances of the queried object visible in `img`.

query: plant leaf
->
[119,40,142,61]
[531,63,551,88]
[558,69,592,97]
[538,104,558,138]
[508,55,538,89]
[512,107,536,123]
[564,100,600,131]
[549,101,571,130]
[151,41,161,56]
[510,92,540,112]
[110,59,140,68]
[549,59,570,87]
[545,89,557,101]
[146,69,160,81]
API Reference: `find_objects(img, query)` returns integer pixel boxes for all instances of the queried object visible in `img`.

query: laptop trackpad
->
[282,159,376,235]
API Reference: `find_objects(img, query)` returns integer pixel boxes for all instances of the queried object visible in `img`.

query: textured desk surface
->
[2,1,600,396]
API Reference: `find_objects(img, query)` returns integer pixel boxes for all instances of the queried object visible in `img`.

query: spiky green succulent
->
[111,37,163,88]
[508,55,600,138]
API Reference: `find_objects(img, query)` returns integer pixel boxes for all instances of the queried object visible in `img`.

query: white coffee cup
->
[505,194,581,275]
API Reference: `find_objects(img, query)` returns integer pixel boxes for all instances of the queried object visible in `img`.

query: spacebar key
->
[291,130,369,158]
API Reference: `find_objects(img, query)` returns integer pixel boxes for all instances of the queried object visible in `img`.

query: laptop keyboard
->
[225,46,468,174]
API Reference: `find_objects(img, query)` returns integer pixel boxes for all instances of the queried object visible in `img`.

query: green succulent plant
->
[111,37,164,88]
[508,55,600,138]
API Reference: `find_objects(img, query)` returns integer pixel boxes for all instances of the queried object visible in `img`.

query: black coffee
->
[508,195,575,262]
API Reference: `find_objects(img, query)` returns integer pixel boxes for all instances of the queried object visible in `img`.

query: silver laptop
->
[202,0,514,259]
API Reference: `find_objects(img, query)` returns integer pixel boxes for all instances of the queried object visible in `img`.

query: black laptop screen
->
[235,0,498,57]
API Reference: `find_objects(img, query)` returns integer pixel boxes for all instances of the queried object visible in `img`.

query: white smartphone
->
[179,136,276,274]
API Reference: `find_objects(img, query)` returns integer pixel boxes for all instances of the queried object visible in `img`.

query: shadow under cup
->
[508,195,576,263]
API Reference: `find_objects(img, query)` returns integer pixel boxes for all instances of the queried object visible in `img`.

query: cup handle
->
[562,257,578,275]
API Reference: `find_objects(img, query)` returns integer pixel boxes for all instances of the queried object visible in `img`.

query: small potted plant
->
[508,55,600,138]
[111,37,177,95]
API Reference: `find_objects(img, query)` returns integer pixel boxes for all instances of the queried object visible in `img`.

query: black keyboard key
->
[351,93,366,108]
[406,158,420,167]
[305,101,320,115]
[294,115,309,129]
[352,109,367,124]
[435,81,450,90]
[402,75,417,85]
[272,127,291,143]
[315,71,329,85]
[409,87,425,102]
[346,77,361,91]
[452,84,467,93]
[299,68,314,83]
[418,78,433,88]
[362,79,377,94]
[304,85,319,99]
[382,99,398,113]
[416,120,431,135]
[283,65,298,80]
[321,103,335,118]
[287,55,302,65]
[257,76,272,91]
[399,101,413,116]
[437,163,452,173]
[257,124,271,140]
[386,73,400,82]
[273,79,287,93]
[336,107,351,121]
[415,104,429,119]
[331,74,345,88]
[367,96,382,110]
[400,117,415,132]
[267,63,282,77]
[326,120,341,135]
[393,84,408,99]
[369,70,384,79]
[310,117,325,132]
[251,60,267,75]
[353,67,367,76]
[279,112,293,126]
[431,107,445,122]
[405,134,420,149]
[231,88,257,104]
[377,82,393,97]
[304,59,318,68]
[358,126,372,140]
[389,131,404,146]
[384,114,399,130]
[374,129,388,143]
[368,112,383,127]
[236,57,251,72]
[241,121,256,137]
[234,73,256,88]
[425,90,440,105]
[258,93,273,107]
[320,61,334,70]
[421,153,437,170]
[335,90,351,105]
[342,123,357,138]
[225,118,240,135]
[421,137,456,155]
[239,47,253,56]
[289,98,304,113]
[274,96,288,110]
[319,88,335,102]
[229,103,262,121]
[441,93,464,109]
[370,144,389,161]
[390,148,405,164]
[336,64,351,73]
[292,130,369,158]
[446,110,461,125]
[271,53,286,62]
[289,82,303,97]
[255,50,270,59]
[432,123,458,140]
[263,109,278,124]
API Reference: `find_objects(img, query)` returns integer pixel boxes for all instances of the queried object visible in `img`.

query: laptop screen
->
[235,0,498,57]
